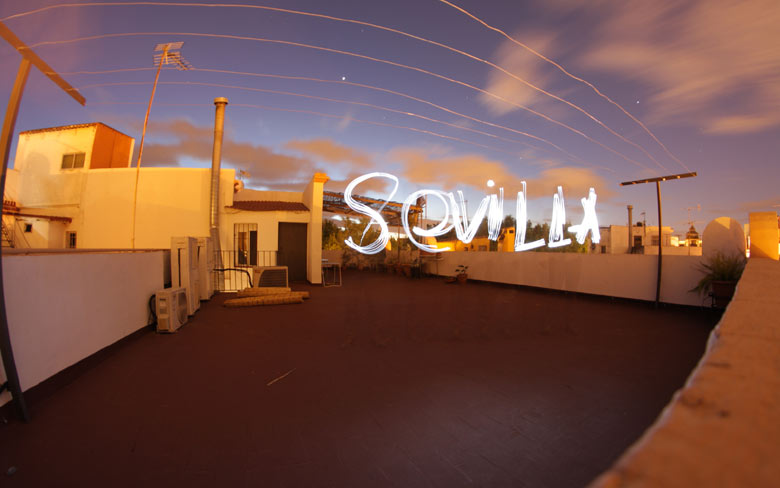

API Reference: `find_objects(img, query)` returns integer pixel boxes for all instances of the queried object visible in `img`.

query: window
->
[234,223,258,266]
[61,152,85,169]
[651,236,660,246]
[24,223,32,233]
[66,231,77,249]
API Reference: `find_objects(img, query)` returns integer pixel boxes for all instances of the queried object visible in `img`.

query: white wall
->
[303,174,328,284]
[14,126,97,208]
[431,251,706,306]
[4,168,19,202]
[221,208,309,255]
[233,189,303,202]
[0,250,165,406]
[69,167,235,249]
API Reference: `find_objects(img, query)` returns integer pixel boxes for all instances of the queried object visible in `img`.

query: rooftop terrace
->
[0,270,718,487]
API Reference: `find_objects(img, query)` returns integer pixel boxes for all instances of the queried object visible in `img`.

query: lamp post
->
[130,42,191,248]
[621,172,697,307]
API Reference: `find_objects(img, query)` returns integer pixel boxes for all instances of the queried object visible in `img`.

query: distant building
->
[2,123,328,283]
[685,224,701,247]
[597,224,701,255]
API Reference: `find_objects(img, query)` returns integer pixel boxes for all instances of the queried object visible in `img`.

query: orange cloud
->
[392,148,614,200]
[284,138,373,168]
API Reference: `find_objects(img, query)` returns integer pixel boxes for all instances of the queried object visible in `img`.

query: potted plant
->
[449,264,469,284]
[445,264,469,284]
[691,251,746,308]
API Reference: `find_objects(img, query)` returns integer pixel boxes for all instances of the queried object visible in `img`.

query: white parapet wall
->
[0,249,165,407]
[431,251,706,306]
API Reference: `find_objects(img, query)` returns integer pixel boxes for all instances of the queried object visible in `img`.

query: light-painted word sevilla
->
[343,172,600,255]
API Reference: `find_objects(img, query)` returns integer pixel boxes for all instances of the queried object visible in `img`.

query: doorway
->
[278,222,308,282]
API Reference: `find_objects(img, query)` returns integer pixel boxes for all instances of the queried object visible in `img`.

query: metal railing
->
[212,249,277,292]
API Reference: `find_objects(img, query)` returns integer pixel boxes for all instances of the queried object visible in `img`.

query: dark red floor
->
[0,270,719,487]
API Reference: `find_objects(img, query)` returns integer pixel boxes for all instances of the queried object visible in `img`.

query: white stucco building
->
[597,224,702,256]
[2,123,328,283]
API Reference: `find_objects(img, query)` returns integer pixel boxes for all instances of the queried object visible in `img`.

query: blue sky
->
[2,0,778,235]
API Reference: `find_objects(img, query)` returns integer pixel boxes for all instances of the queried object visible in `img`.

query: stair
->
[1,219,14,248]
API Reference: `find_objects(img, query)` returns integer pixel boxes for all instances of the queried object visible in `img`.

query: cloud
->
[479,31,562,116]
[391,148,614,200]
[572,0,780,134]
[325,172,394,195]
[135,119,318,186]
[738,196,780,212]
[284,138,374,168]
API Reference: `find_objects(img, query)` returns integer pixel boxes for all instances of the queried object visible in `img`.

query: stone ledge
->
[590,258,780,488]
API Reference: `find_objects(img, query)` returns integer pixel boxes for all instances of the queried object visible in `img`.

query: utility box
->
[171,236,200,316]
[196,236,215,300]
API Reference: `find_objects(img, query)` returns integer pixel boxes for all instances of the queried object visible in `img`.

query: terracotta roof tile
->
[229,201,309,212]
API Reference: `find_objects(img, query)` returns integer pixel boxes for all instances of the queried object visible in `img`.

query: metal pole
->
[655,181,662,308]
[210,97,228,269]
[130,49,166,249]
[627,205,633,254]
[0,58,32,422]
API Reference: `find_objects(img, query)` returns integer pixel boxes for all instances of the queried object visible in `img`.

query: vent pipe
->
[210,97,228,254]
[627,205,633,254]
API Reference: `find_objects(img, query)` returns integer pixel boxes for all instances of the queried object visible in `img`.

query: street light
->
[131,42,191,248]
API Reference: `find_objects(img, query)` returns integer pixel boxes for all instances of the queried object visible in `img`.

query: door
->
[278,222,308,282]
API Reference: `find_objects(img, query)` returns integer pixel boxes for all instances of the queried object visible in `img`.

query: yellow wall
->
[749,212,779,260]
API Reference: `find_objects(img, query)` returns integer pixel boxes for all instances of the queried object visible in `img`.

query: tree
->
[524,220,588,253]
[322,220,341,250]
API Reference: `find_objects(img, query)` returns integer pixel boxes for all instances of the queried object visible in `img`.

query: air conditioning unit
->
[196,236,214,300]
[253,266,289,288]
[156,287,188,333]
[171,236,200,316]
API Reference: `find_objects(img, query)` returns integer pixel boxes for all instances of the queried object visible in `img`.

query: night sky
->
[1,0,778,234]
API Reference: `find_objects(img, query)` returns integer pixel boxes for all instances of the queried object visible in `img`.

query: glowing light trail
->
[343,173,398,255]
[345,173,599,254]
[547,187,572,248]
[2,1,669,171]
[402,190,452,253]
[67,66,586,166]
[90,98,509,153]
[436,0,690,172]
[33,32,653,171]
[77,80,551,153]
[229,105,509,154]
[568,188,600,245]
[514,181,545,251]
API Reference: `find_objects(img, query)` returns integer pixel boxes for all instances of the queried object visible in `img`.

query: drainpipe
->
[627,205,633,254]
[210,97,227,264]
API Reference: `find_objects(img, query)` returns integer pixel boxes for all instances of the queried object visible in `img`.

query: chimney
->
[627,205,633,254]
[210,97,228,258]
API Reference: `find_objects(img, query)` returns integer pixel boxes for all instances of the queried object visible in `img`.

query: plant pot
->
[712,280,737,308]
[456,273,468,284]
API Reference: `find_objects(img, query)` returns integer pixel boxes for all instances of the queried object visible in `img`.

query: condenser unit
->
[196,236,214,300]
[171,236,200,316]
[252,266,289,288]
[156,287,188,333]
